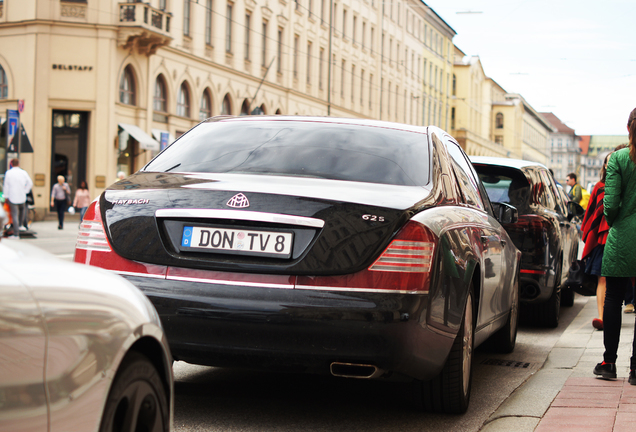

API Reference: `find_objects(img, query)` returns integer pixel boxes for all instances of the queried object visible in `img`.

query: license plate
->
[181,226,294,258]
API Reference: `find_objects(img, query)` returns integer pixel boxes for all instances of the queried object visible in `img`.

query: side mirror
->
[567,201,585,221]
[492,202,518,224]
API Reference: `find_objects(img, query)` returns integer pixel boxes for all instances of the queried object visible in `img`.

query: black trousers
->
[54,198,67,228]
[603,276,636,369]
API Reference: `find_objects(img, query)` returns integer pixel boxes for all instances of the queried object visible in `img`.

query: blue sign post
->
[160,132,169,151]
[5,109,19,171]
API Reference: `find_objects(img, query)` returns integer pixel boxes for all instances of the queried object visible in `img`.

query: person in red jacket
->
[581,152,612,330]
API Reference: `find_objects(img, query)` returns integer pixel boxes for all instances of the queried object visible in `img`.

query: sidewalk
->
[482,297,636,431]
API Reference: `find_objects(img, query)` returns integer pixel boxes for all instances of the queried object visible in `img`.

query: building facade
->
[578,135,629,189]
[541,112,579,185]
[0,0,457,217]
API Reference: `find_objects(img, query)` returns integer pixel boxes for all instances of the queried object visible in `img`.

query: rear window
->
[474,166,531,209]
[143,120,430,186]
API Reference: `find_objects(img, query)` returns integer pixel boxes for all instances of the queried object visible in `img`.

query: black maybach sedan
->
[75,117,521,414]
[471,157,583,328]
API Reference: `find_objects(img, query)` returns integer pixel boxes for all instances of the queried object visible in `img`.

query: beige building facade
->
[0,0,457,217]
[450,49,555,163]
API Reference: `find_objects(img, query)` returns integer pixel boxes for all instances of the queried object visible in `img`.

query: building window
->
[341,60,345,98]
[293,34,299,79]
[319,48,324,90]
[495,112,504,129]
[225,3,233,53]
[183,0,191,36]
[205,0,213,45]
[240,99,250,115]
[361,21,366,48]
[221,94,232,115]
[0,66,6,99]
[277,28,283,73]
[177,82,191,118]
[495,136,503,145]
[200,89,212,120]
[119,65,136,106]
[352,15,357,44]
[342,9,347,38]
[307,41,312,85]
[351,64,355,102]
[369,74,373,109]
[154,75,167,113]
[261,21,267,67]
[308,0,312,17]
[452,74,456,96]
[321,0,326,24]
[245,13,251,60]
[451,107,455,130]
[360,69,364,105]
[370,27,374,52]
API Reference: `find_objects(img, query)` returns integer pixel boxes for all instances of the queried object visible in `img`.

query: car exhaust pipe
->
[330,362,384,379]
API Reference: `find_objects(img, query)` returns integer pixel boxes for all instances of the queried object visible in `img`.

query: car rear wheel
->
[99,352,169,432]
[416,290,474,414]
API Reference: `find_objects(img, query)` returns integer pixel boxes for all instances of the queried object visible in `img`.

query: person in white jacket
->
[3,158,33,238]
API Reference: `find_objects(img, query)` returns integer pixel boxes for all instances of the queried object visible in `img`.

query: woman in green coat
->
[593,107,636,385]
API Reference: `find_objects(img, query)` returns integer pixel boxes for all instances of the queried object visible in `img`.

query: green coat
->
[602,147,636,277]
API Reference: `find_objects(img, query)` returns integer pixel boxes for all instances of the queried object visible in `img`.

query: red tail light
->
[296,221,436,293]
[74,199,167,277]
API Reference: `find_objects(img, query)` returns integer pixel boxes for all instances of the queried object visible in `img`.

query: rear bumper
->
[519,267,553,304]
[122,274,455,381]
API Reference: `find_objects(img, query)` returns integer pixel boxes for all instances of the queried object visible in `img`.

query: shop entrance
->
[50,110,88,209]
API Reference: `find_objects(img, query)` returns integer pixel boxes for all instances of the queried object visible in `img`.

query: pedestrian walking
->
[593,107,636,385]
[3,158,33,238]
[72,180,91,222]
[581,152,612,330]
[50,175,71,230]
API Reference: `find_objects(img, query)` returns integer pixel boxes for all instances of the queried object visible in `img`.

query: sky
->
[423,0,635,135]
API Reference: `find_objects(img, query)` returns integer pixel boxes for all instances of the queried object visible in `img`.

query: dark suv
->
[471,157,582,327]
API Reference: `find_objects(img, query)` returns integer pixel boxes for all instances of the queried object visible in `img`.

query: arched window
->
[177,82,191,117]
[154,75,167,113]
[275,108,282,115]
[259,104,266,115]
[119,65,136,105]
[240,99,250,115]
[199,89,212,120]
[495,112,504,129]
[0,66,7,99]
[221,94,232,115]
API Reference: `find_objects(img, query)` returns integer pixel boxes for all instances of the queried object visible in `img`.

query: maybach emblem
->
[227,193,250,208]
[113,199,150,205]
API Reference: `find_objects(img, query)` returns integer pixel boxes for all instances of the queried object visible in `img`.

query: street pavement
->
[13,218,636,431]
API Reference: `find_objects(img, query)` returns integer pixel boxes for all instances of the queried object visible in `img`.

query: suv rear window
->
[474,166,531,210]
[143,120,430,186]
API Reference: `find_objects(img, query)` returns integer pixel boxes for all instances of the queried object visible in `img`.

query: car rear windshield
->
[474,166,530,209]
[143,120,430,186]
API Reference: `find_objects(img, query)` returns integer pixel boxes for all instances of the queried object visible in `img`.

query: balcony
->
[117,2,172,56]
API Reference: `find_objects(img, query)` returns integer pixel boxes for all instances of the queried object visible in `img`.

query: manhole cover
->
[481,359,531,368]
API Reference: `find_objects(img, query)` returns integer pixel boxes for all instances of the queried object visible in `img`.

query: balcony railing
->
[119,2,171,33]
[118,2,172,55]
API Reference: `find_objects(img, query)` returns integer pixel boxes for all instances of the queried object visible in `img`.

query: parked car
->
[471,157,583,327]
[74,116,521,414]
[0,239,173,432]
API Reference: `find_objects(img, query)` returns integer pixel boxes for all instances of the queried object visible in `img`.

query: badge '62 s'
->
[75,116,521,414]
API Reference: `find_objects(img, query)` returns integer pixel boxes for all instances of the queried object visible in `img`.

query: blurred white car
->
[0,239,173,432]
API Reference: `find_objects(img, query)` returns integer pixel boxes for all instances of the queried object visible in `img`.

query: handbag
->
[565,259,597,296]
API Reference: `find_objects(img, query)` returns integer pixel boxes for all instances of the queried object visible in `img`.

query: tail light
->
[297,221,436,293]
[74,199,167,277]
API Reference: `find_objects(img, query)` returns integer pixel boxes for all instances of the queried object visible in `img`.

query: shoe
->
[9,235,19,240]
[629,370,636,385]
[18,226,27,232]
[58,225,62,230]
[625,304,635,313]
[593,361,617,379]
[592,318,604,330]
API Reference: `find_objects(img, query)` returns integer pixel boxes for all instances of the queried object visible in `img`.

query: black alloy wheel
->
[417,289,474,414]
[99,352,169,432]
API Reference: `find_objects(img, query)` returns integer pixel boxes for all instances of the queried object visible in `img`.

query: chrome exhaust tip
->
[330,362,384,379]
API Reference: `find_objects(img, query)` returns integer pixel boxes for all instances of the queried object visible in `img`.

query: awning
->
[118,123,159,151]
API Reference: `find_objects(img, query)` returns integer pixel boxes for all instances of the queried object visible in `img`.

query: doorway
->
[51,111,88,209]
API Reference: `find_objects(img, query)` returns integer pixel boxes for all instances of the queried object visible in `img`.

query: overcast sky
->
[423,0,635,135]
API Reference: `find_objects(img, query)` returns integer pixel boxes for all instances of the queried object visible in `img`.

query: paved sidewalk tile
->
[534,407,615,432]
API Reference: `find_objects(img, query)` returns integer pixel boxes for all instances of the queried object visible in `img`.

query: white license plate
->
[181,226,293,258]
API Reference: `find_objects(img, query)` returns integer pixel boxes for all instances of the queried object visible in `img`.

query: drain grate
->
[481,358,531,368]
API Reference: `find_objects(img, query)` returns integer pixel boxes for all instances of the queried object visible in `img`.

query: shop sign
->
[52,64,93,71]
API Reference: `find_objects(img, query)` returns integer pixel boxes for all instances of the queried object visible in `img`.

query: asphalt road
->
[25,218,585,431]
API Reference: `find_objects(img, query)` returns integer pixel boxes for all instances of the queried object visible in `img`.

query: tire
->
[417,291,474,414]
[99,352,169,432]
[487,276,519,353]
[561,286,575,307]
